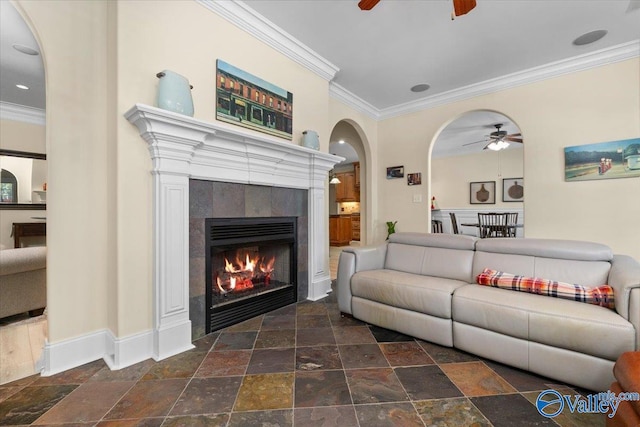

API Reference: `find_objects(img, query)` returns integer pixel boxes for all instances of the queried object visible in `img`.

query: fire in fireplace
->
[205,217,297,333]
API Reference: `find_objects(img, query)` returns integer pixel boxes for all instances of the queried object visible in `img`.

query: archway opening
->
[327,120,368,279]
[0,1,48,385]
[429,110,524,236]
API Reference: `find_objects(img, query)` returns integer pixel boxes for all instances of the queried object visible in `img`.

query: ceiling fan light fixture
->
[487,140,509,151]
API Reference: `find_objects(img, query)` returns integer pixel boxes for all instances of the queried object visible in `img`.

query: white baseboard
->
[307,276,331,301]
[41,328,156,376]
[104,329,154,370]
[41,330,108,376]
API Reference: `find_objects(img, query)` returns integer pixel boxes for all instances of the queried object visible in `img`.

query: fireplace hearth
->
[206,217,297,333]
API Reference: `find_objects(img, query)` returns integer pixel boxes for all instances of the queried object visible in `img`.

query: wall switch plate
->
[413,194,422,203]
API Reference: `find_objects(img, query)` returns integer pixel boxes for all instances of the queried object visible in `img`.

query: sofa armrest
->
[337,243,388,314]
[609,254,640,320]
[0,247,47,276]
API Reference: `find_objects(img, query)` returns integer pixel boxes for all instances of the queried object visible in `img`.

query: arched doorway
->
[429,110,524,236]
[0,1,47,384]
[327,120,370,279]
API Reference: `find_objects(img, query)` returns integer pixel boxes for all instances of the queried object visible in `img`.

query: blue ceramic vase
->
[302,130,319,150]
[156,70,194,117]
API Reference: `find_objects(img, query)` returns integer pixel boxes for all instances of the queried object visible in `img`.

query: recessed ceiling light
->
[339,139,345,144]
[410,83,430,93]
[572,30,608,46]
[12,44,39,55]
[16,84,29,90]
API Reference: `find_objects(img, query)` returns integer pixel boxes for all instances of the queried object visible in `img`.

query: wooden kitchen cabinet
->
[335,172,356,202]
[353,162,360,188]
[351,214,360,241]
[329,215,352,246]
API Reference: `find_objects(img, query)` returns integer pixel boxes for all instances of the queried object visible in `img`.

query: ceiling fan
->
[463,124,523,151]
[358,0,477,19]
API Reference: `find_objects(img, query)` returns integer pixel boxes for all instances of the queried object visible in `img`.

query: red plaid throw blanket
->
[476,268,615,309]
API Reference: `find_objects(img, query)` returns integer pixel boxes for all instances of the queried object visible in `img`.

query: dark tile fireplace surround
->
[189,180,308,340]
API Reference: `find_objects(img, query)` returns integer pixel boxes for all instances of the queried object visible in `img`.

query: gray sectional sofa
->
[337,232,640,391]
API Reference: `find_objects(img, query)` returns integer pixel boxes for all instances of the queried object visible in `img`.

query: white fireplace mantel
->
[125,104,343,361]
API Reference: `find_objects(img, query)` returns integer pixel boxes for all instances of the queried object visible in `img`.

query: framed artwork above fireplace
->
[215,59,293,140]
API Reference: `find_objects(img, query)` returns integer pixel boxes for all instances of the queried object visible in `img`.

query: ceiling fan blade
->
[505,137,523,143]
[462,139,486,146]
[453,0,477,16]
[507,133,522,137]
[358,0,380,11]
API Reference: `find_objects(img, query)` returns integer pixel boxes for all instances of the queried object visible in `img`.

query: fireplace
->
[126,104,341,363]
[206,217,297,332]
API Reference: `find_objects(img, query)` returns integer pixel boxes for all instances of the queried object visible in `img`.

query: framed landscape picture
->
[215,59,293,140]
[564,137,640,181]
[470,181,495,204]
[503,178,524,202]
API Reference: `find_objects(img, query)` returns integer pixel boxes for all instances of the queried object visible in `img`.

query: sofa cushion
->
[453,285,636,361]
[475,238,613,262]
[385,234,476,283]
[476,268,615,309]
[351,269,467,319]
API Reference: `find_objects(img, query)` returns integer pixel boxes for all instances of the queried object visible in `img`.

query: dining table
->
[460,222,523,238]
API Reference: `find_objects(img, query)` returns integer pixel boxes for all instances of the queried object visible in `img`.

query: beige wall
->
[431,148,524,209]
[378,59,640,259]
[0,119,45,153]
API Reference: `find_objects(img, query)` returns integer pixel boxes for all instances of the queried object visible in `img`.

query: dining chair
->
[477,213,508,238]
[505,212,518,237]
[431,219,443,233]
[449,212,460,234]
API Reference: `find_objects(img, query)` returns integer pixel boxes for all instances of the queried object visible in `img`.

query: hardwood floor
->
[0,314,47,385]
[330,242,361,280]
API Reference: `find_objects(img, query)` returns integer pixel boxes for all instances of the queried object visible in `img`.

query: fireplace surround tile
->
[189,180,213,219]
[190,181,309,339]
[188,218,205,258]
[245,186,273,217]
[212,182,245,218]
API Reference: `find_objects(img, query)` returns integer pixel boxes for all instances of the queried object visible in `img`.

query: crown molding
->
[377,40,640,120]
[197,0,339,82]
[0,101,45,125]
[328,82,380,120]
[193,0,638,122]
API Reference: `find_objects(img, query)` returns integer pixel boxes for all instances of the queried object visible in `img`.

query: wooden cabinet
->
[353,162,360,188]
[351,214,360,241]
[335,172,356,202]
[12,222,46,248]
[329,215,352,246]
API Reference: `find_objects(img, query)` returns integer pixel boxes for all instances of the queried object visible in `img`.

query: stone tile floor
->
[0,289,605,426]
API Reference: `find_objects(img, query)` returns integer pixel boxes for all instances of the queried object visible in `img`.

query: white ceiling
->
[243,0,640,109]
[0,1,45,110]
[1,1,638,157]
